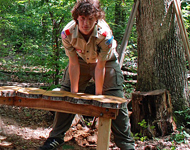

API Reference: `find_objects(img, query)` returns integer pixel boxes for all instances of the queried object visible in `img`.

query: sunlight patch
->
[0,141,12,146]
[1,119,51,140]
[0,135,6,140]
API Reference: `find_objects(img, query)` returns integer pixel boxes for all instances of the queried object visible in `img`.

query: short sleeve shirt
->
[61,19,118,64]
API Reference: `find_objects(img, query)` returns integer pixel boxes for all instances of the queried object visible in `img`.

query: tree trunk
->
[114,0,127,42]
[131,89,176,137]
[135,0,189,120]
[48,8,64,85]
[52,21,60,85]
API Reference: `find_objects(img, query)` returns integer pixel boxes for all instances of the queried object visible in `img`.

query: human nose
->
[84,19,89,25]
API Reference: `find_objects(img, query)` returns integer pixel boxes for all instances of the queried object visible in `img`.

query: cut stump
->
[131,89,176,138]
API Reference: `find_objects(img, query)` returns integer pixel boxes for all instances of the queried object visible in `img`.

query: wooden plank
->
[0,97,14,106]
[13,96,119,119]
[0,86,123,150]
[0,86,19,97]
[17,87,46,98]
[42,91,129,109]
[118,0,139,68]
[0,86,18,105]
[173,0,190,66]
[96,117,112,150]
[0,86,129,109]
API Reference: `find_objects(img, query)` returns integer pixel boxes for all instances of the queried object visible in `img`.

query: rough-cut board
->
[42,90,128,109]
[0,86,21,97]
[0,86,129,109]
[13,96,118,119]
[0,86,127,119]
[0,86,129,150]
[17,87,46,98]
[0,86,21,105]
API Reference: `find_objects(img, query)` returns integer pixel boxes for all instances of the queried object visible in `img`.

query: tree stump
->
[131,89,176,138]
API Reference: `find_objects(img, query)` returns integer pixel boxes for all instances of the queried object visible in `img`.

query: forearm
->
[95,61,106,95]
[68,55,80,93]
[69,63,80,93]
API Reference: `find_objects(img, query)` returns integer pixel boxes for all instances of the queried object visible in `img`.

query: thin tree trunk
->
[52,22,60,85]
[114,0,127,42]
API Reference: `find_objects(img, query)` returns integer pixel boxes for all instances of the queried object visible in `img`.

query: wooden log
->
[131,89,176,138]
[0,96,14,105]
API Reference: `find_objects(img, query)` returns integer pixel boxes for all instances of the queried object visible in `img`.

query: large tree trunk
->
[135,0,189,122]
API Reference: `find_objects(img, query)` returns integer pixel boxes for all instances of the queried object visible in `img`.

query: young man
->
[38,0,135,150]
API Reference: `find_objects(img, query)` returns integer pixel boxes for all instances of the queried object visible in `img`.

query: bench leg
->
[97,117,111,150]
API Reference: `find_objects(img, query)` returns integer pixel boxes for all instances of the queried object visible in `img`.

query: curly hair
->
[71,0,105,23]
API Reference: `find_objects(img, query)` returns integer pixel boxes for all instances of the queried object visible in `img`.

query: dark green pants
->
[49,58,135,150]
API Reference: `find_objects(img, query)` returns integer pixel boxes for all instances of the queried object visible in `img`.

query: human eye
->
[81,16,85,20]
[89,17,93,20]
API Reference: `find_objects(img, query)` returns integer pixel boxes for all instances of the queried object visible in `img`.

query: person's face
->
[77,15,97,35]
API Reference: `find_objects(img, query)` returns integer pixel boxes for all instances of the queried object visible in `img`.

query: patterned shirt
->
[61,19,118,63]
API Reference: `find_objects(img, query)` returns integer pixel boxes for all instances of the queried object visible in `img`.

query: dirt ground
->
[0,105,190,150]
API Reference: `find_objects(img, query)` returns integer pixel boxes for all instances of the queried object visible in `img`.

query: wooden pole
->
[118,0,139,68]
[173,0,190,66]
[96,117,111,150]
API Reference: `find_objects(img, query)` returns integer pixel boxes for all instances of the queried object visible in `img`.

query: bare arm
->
[68,53,80,93]
[95,60,106,95]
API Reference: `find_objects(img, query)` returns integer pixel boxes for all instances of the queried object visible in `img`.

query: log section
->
[131,89,176,138]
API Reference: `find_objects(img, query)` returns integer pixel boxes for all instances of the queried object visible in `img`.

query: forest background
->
[0,0,139,90]
[0,0,189,91]
[0,0,190,149]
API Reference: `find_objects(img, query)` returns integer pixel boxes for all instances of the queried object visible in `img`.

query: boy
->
[39,0,135,149]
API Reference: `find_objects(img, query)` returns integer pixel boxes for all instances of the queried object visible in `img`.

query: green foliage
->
[170,126,190,145]
[0,0,131,86]
[181,0,190,38]
[61,144,75,149]
[0,0,73,85]
[175,108,190,127]
[134,119,155,142]
[0,0,189,88]
[138,119,148,129]
[123,83,134,98]
[103,0,136,44]
[134,119,148,141]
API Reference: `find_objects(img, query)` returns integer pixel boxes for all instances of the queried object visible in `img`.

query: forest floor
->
[0,105,190,150]
[0,70,190,150]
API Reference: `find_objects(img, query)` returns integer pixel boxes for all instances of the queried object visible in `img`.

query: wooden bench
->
[0,86,130,150]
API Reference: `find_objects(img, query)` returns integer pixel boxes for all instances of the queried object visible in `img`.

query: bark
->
[135,0,189,113]
[131,89,176,137]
